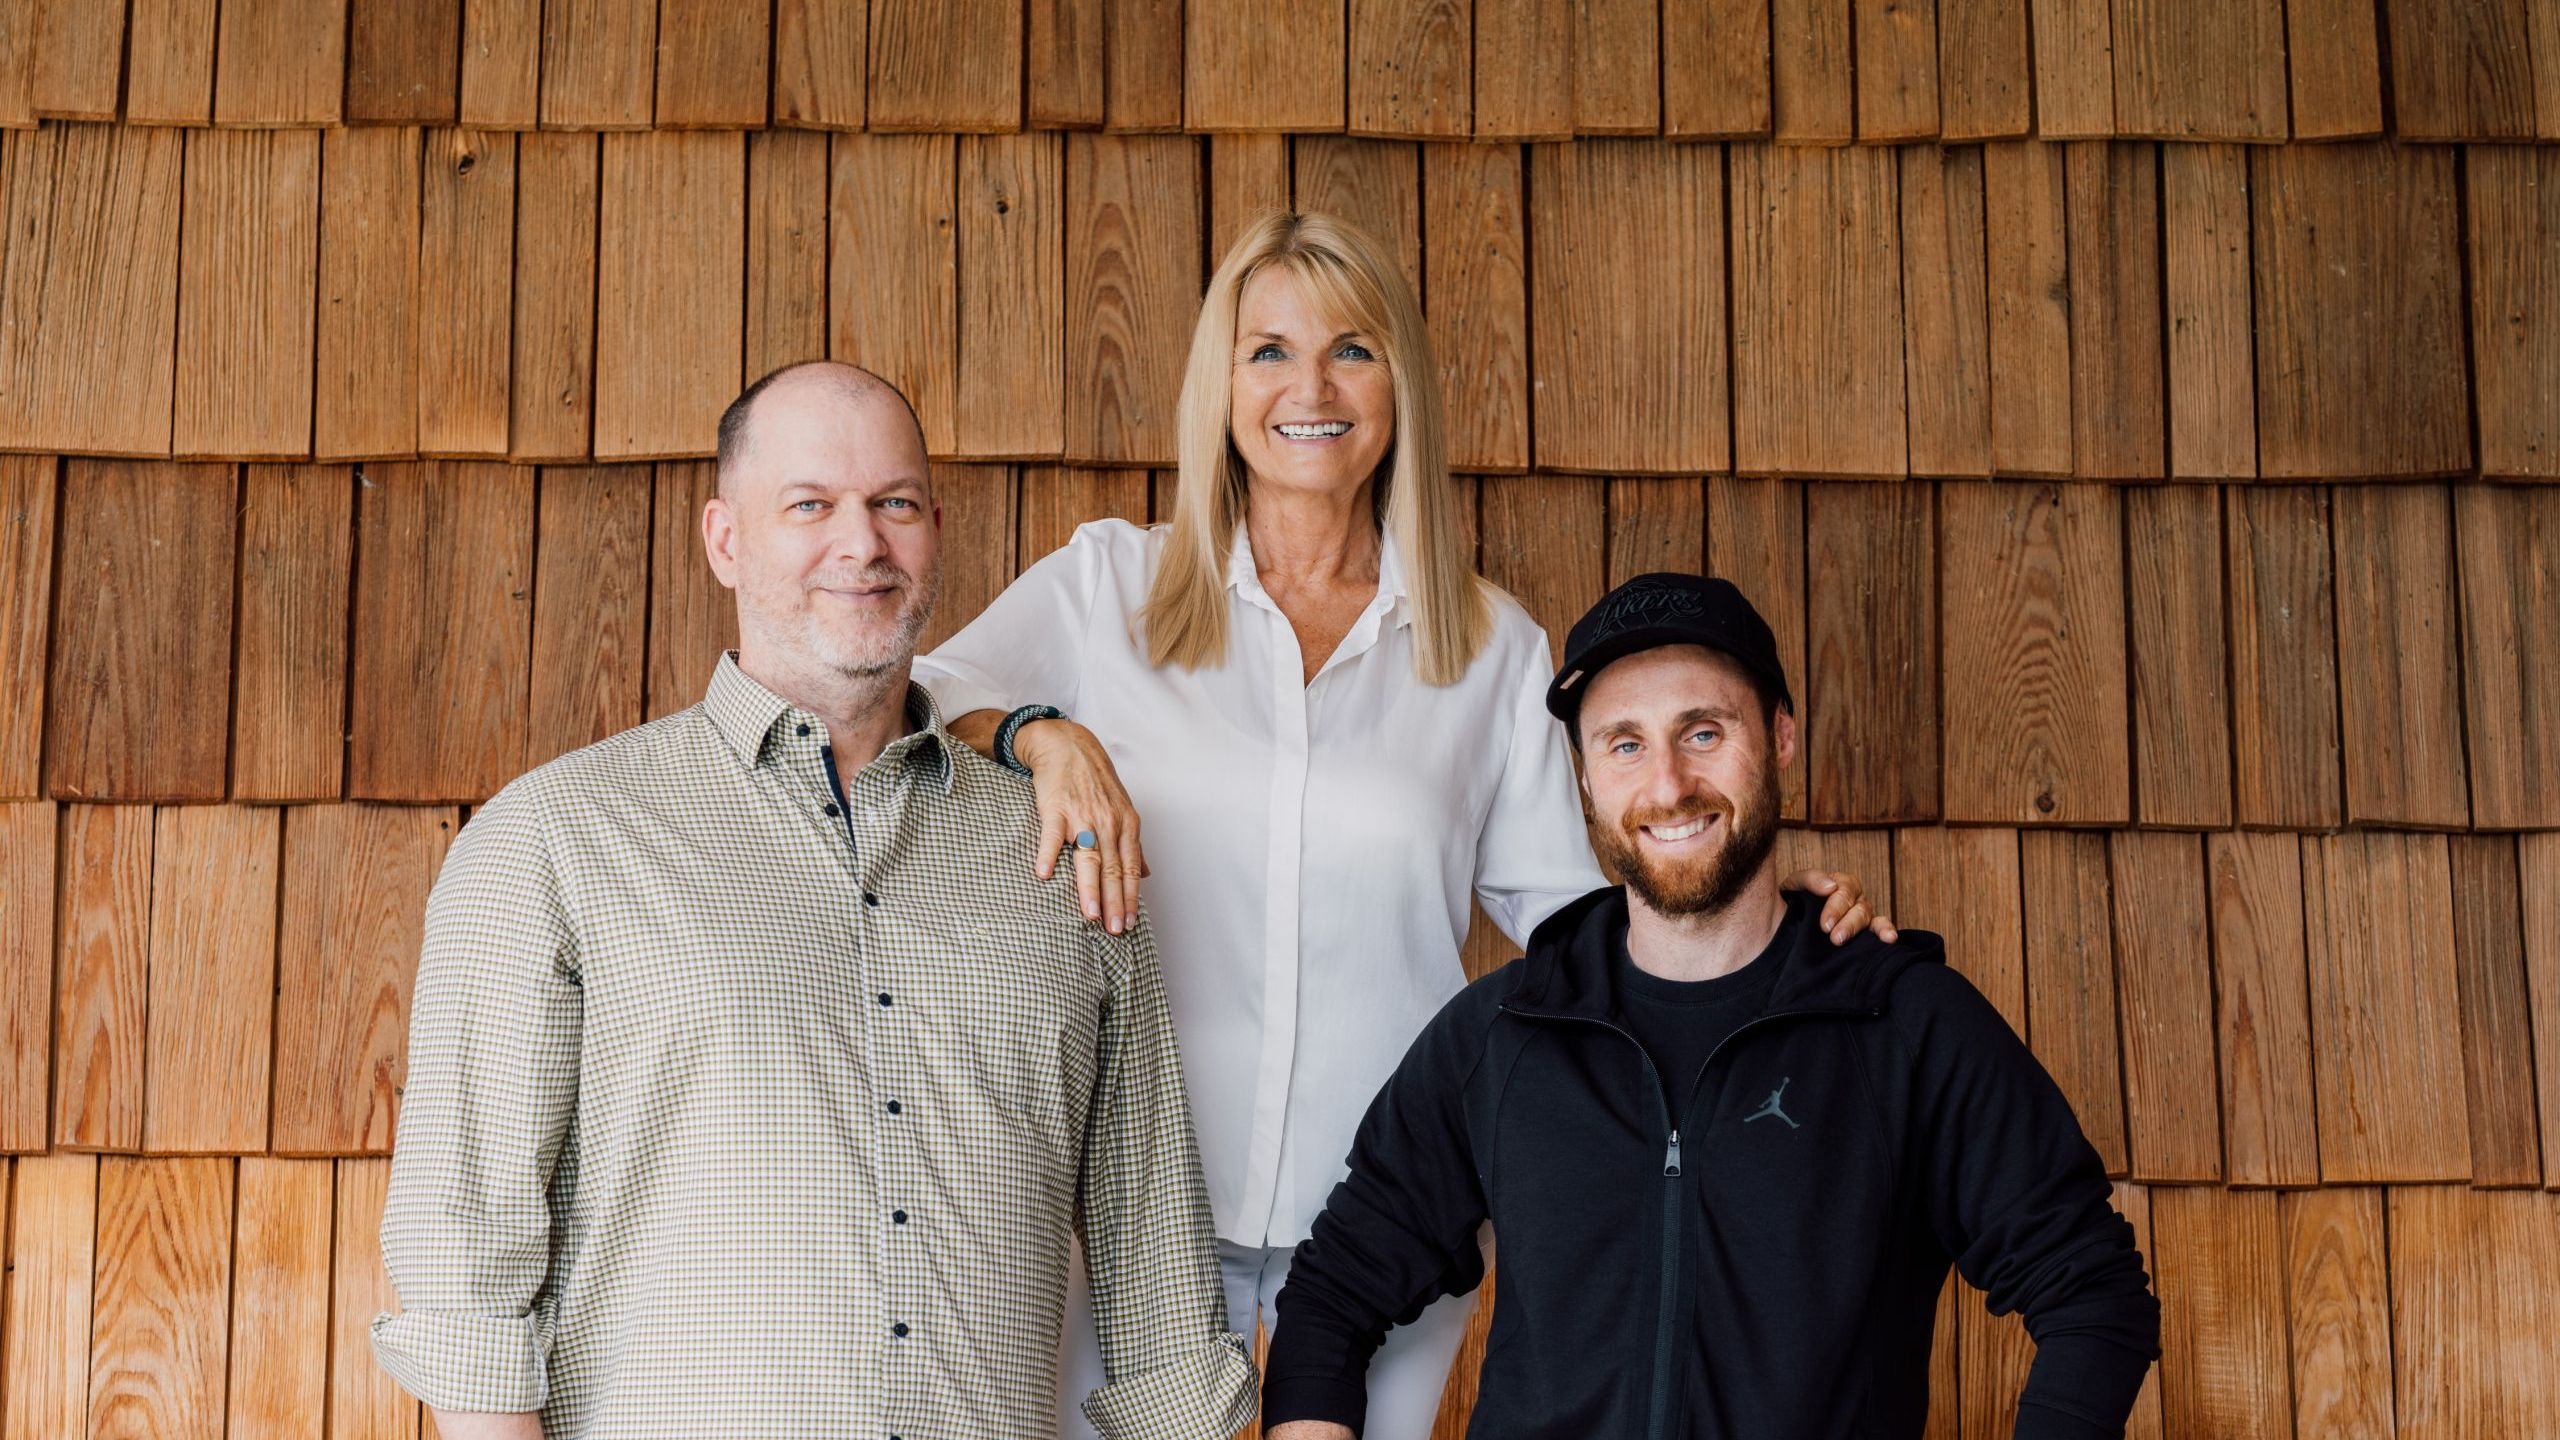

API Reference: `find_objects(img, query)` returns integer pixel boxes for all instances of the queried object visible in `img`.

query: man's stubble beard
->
[1593,749,1783,919]
[747,560,942,699]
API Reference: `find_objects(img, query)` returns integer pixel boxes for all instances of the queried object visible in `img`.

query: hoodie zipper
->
[1498,1001,1877,1440]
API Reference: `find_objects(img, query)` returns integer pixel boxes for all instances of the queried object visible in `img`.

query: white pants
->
[1054,1239,1480,1438]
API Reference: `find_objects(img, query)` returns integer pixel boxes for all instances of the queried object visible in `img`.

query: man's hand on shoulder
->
[1266,1424,1356,1440]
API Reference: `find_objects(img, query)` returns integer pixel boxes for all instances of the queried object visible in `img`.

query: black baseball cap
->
[1546,573,1793,726]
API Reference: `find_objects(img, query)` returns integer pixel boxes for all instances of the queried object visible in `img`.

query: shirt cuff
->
[1082,1331,1259,1440]
[2012,1399,2126,1440]
[1260,1368,1370,1435]
[369,1309,550,1415]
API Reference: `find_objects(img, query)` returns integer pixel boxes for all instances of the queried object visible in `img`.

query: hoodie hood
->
[1506,883,1946,1022]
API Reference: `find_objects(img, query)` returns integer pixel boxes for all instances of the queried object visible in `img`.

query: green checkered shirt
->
[372,653,1254,1439]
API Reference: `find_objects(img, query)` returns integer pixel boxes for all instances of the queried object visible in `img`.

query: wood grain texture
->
[458,0,539,126]
[509,134,599,461]
[214,0,346,123]
[50,804,151,1152]
[747,130,832,380]
[2109,0,2284,138]
[2123,485,2230,828]
[1853,0,1937,138]
[2467,146,2560,478]
[0,0,29,128]
[225,1159,331,1440]
[2284,0,2382,137]
[125,0,218,124]
[418,129,515,458]
[1028,0,1102,128]
[596,132,745,460]
[2449,835,2544,1187]
[1294,136,1422,290]
[26,0,123,119]
[2390,1186,2560,1436]
[2387,0,2538,139]
[1663,0,1772,136]
[274,804,455,1154]
[0,456,55,797]
[2107,831,2221,1181]
[2161,143,2255,479]
[1607,477,1704,582]
[1474,0,1573,140]
[1018,465,1150,567]
[2284,1187,2395,1439]
[45,462,236,804]
[174,128,318,457]
[1424,141,1530,472]
[4,1154,98,1440]
[88,1159,233,1438]
[1209,133,1290,261]
[955,135,1065,458]
[1803,483,1936,825]
[2225,486,2342,829]
[349,463,534,802]
[871,0,1020,129]
[1939,482,2128,825]
[2527,834,2560,1190]
[346,0,459,121]
[657,0,771,127]
[142,807,279,1153]
[2031,0,2114,135]
[2332,485,2468,828]
[1983,141,2072,476]
[232,466,352,802]
[540,0,654,128]
[920,464,1017,649]
[1768,0,1851,142]
[1478,476,1606,659]
[1731,144,1906,477]
[1895,826,2024,1026]
[2064,142,2164,478]
[647,463,741,720]
[1899,146,1991,476]
[1531,141,1725,473]
[2154,1186,2288,1435]
[1574,0,1660,133]
[2019,830,2128,1173]
[1187,0,1344,129]
[2252,143,2470,479]
[2302,832,2471,1182]
[830,134,959,455]
[1067,135,1200,465]
[1707,477,1809,820]
[1351,0,1469,136]
[0,801,52,1151]
[0,124,183,454]
[1939,0,2031,138]
[1102,0,1183,129]
[2206,830,2319,1188]
[775,0,868,128]
[329,1159,419,1440]
[531,466,652,765]
[314,126,422,460]
[2456,485,2560,829]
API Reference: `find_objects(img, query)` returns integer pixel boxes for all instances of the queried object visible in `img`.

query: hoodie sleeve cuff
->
[2011,1399,2125,1440]
[1260,1371,1370,1437]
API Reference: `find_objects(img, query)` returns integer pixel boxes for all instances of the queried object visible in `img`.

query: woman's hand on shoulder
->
[1016,719,1150,936]
[1783,868,1898,947]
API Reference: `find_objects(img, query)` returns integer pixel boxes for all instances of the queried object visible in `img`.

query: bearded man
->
[1257,574,2160,1440]
[371,362,1253,1440]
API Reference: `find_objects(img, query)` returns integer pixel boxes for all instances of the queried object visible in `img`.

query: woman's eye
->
[1250,344,1285,362]
[1337,342,1376,362]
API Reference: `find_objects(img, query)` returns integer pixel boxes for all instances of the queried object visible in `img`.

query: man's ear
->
[1771,703,1799,771]
[700,496,741,590]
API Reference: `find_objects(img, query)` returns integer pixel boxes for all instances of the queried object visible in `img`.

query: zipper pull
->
[1663,1130,1683,1176]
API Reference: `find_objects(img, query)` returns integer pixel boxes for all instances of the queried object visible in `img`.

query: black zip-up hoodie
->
[1263,886,2160,1440]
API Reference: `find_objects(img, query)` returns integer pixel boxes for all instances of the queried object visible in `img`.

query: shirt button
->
[824,803,841,817]
[863,891,879,907]
[885,1100,901,1115]
[797,723,811,737]
[892,1209,907,1224]
[891,1322,909,1338]
[877,992,892,1007]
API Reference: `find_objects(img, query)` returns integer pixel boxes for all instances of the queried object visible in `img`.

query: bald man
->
[373,363,1254,1440]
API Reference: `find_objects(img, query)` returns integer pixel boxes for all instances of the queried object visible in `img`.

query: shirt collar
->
[702,651,957,795]
[1222,522,1415,630]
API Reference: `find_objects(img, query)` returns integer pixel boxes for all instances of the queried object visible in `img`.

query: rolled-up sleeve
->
[370,779,584,1414]
[1472,622,1609,946]
[1076,911,1258,1440]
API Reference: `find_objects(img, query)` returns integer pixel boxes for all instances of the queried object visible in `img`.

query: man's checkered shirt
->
[371,654,1256,1439]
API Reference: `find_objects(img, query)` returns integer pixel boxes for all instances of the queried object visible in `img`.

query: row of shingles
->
[0,1153,416,1440]
[8,0,2560,144]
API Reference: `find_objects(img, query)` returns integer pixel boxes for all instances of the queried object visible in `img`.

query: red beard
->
[1591,752,1782,917]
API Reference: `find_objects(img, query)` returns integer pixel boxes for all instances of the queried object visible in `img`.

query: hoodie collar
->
[1504,885,1941,1021]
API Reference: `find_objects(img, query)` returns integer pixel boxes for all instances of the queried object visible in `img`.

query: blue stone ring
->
[1074,829,1099,851]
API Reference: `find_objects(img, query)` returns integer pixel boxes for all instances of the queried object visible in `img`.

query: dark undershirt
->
[1612,903,1803,1122]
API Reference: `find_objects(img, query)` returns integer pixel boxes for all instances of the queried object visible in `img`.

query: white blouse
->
[914,519,1607,1246]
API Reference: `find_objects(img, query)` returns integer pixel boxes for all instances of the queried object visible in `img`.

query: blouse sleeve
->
[1471,617,1610,948]
[912,520,1118,722]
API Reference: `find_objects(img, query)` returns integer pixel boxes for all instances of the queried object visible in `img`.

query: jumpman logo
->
[1744,1078,1799,1129]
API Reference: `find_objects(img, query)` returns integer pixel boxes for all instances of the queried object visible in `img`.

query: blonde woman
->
[917,213,1886,1437]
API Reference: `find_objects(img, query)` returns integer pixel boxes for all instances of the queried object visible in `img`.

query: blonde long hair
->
[1142,211,1491,685]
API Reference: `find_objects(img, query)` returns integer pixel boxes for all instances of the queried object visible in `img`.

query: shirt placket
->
[845,748,929,1440]
[1238,597,1311,1245]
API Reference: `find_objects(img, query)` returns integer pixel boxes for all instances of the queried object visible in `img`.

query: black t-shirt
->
[1611,903,1802,1122]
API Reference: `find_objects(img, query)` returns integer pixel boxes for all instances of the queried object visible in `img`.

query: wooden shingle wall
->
[2,4,2558,1437]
